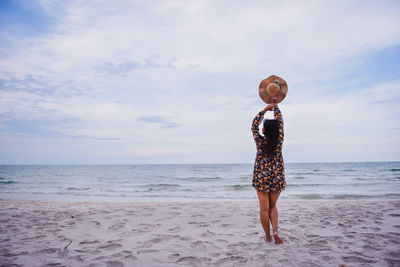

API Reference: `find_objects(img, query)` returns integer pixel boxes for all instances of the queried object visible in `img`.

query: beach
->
[1,200,399,266]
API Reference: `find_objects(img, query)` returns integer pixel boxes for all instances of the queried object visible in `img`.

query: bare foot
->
[273,232,283,244]
[264,235,272,242]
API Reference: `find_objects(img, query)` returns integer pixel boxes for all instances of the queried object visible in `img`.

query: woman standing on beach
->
[252,76,287,244]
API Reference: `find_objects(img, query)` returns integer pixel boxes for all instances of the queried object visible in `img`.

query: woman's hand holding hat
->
[262,103,277,113]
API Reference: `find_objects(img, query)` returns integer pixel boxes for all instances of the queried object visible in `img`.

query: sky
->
[0,0,399,164]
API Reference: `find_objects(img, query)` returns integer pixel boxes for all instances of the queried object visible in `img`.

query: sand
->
[0,199,399,267]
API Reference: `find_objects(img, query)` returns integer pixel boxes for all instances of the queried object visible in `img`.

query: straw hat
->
[259,75,288,104]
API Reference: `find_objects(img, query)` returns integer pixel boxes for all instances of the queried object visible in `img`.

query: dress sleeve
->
[251,111,264,146]
[274,107,284,144]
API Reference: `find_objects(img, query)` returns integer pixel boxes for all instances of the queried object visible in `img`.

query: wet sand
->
[1,200,400,266]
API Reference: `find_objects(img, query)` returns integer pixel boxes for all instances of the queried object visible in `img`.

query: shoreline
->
[1,199,400,266]
[1,197,399,205]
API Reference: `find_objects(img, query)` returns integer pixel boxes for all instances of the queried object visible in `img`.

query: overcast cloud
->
[0,0,399,164]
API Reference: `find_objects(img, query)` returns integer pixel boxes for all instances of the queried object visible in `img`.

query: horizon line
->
[0,160,399,166]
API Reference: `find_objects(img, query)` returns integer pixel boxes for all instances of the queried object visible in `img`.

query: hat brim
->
[259,75,288,104]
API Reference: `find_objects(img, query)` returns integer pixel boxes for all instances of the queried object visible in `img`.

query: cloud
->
[138,116,165,123]
[96,56,177,74]
[0,0,399,163]
[138,115,181,129]
[97,61,141,74]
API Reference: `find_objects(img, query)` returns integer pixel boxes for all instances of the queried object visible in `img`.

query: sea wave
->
[67,187,90,191]
[140,183,182,188]
[297,194,324,199]
[0,181,17,185]
[231,184,251,190]
[176,177,224,182]
[294,193,379,200]
[333,194,371,199]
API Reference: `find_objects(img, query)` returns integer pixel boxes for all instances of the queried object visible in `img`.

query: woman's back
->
[251,106,286,193]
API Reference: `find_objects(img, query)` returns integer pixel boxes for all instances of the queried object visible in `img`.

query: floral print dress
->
[251,107,286,193]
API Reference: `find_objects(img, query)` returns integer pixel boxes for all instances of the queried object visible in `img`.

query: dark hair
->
[262,119,280,155]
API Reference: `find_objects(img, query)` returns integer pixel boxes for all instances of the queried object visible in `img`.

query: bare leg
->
[269,191,283,244]
[256,190,272,242]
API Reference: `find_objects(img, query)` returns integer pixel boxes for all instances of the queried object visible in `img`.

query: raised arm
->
[273,106,283,123]
[251,103,277,141]
[274,106,284,143]
[251,111,264,141]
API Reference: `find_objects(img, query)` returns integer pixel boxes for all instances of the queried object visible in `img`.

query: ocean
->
[0,162,399,202]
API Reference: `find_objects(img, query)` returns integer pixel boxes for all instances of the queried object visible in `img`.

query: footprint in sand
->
[388,238,400,245]
[327,236,341,241]
[155,216,177,222]
[155,234,180,241]
[144,207,156,212]
[139,223,158,227]
[2,251,29,257]
[140,237,162,247]
[108,222,125,231]
[108,251,138,261]
[190,240,207,249]
[215,238,228,244]
[32,248,60,255]
[343,255,377,264]
[79,240,101,245]
[319,255,336,262]
[215,256,248,265]
[304,243,331,251]
[201,230,215,237]
[246,231,259,236]
[68,255,85,262]
[168,253,180,260]
[97,242,123,250]
[101,210,112,214]
[23,234,46,241]
[362,245,382,251]
[124,255,138,261]
[196,223,210,228]
[126,211,136,216]
[168,226,182,233]
[209,252,221,257]
[188,221,211,227]
[315,239,328,245]
[105,260,124,267]
[176,256,202,264]
[179,236,194,241]
[90,220,101,226]
[137,249,159,254]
